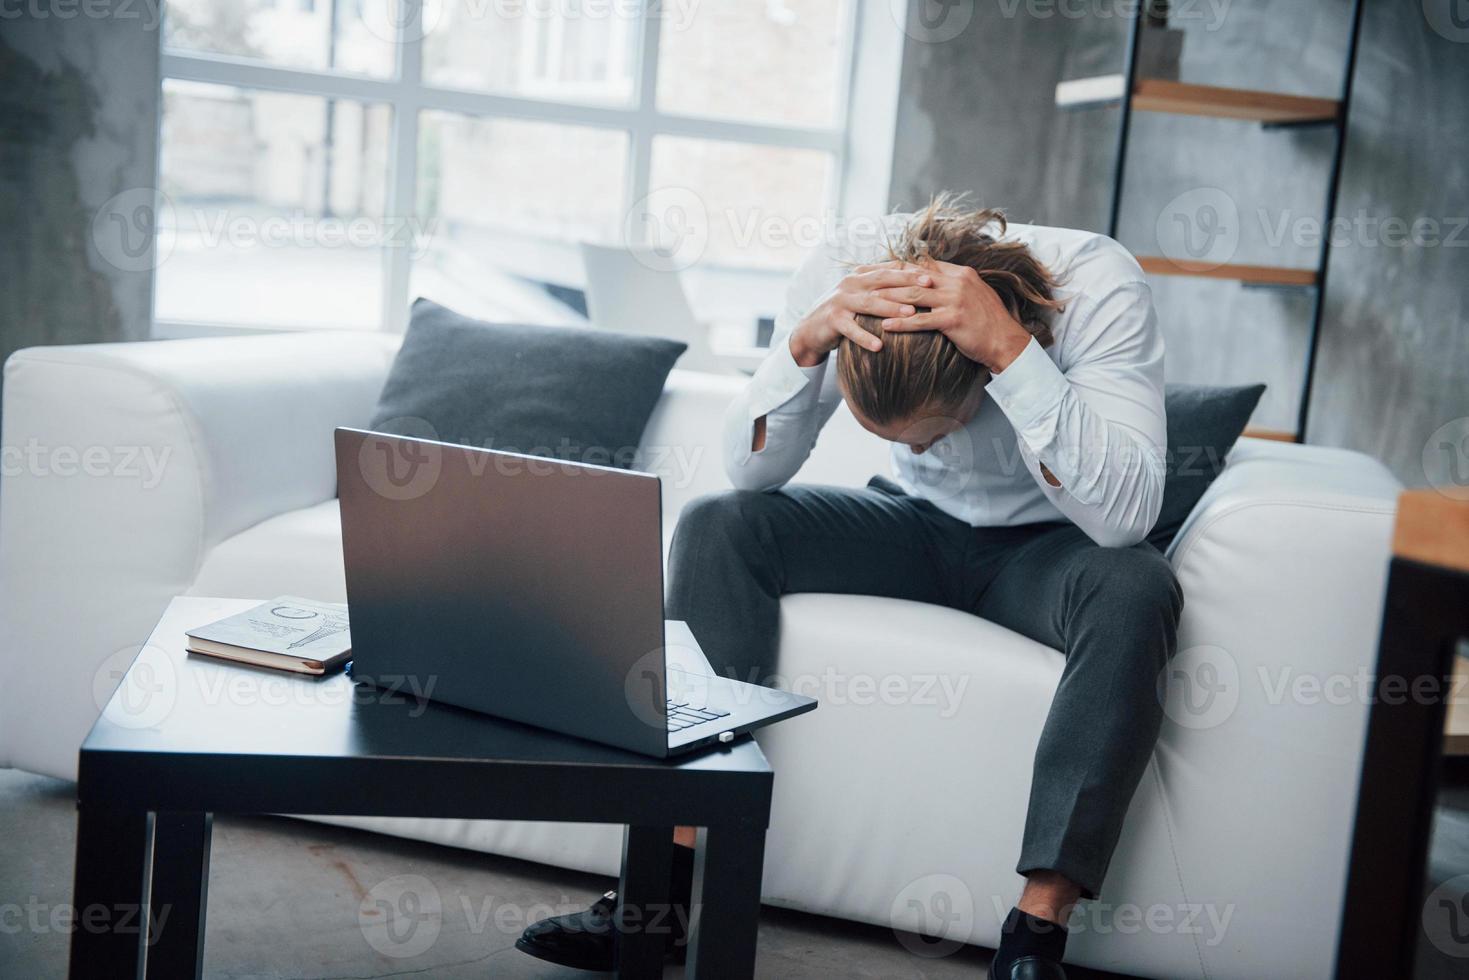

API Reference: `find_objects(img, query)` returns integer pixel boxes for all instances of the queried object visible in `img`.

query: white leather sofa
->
[0,332,1402,979]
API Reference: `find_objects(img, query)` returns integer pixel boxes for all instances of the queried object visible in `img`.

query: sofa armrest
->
[0,332,397,777]
[1152,438,1400,965]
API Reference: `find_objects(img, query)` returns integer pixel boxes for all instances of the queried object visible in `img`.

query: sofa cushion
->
[369,298,686,467]
[1150,382,1266,551]
[189,499,351,603]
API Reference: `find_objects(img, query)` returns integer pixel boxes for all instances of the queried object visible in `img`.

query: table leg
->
[145,812,212,980]
[69,804,151,980]
[616,825,674,979]
[687,824,766,980]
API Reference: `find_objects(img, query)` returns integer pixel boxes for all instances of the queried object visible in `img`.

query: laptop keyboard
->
[666,700,731,732]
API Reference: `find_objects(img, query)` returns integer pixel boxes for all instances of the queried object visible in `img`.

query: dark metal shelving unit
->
[1097,0,1366,441]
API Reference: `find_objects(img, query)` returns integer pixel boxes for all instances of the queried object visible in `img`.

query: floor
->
[3,764,1467,979]
[1,769,1133,980]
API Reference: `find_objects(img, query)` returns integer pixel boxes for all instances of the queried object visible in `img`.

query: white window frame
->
[154,0,902,336]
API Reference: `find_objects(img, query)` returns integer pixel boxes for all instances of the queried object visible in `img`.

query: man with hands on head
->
[517,196,1180,980]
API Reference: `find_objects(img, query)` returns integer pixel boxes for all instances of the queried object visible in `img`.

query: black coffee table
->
[70,598,773,979]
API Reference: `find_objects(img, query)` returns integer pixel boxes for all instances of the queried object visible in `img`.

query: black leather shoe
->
[515,890,620,971]
[988,954,1068,980]
[515,888,691,971]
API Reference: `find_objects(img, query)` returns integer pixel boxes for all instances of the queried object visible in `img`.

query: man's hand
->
[788,261,933,367]
[876,259,1033,373]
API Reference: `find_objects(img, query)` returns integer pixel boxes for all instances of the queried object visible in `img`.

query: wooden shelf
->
[1132,79,1340,123]
[1055,76,1340,125]
[1394,490,1469,577]
[1136,255,1319,287]
[1391,492,1469,756]
[1448,652,1469,757]
[1242,428,1299,443]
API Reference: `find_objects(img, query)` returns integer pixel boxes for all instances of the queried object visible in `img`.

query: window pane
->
[423,0,637,105]
[648,137,831,270]
[657,0,848,127]
[412,112,629,324]
[164,0,398,78]
[157,80,391,329]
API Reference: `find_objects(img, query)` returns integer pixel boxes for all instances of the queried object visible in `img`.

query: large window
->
[156,0,861,334]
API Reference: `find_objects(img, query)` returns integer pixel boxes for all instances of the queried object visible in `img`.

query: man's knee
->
[676,490,768,541]
[1073,546,1183,643]
[670,490,779,567]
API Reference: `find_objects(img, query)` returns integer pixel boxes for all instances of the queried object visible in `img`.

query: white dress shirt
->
[722,214,1167,548]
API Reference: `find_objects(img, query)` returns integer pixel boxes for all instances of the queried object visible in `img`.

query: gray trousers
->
[665,477,1183,898]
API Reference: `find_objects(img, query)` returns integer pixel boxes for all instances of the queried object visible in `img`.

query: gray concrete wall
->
[888,0,1466,488]
[0,5,162,371]
[1306,0,1469,494]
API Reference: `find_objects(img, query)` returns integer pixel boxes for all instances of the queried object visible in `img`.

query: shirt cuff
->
[984,336,1067,454]
[746,338,827,421]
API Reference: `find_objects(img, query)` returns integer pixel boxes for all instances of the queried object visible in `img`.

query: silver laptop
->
[335,427,816,758]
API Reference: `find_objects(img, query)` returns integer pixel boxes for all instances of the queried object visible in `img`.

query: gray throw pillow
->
[368,298,687,468]
[1149,383,1267,551]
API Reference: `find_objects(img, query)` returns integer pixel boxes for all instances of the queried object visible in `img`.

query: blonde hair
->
[837,194,1064,427]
